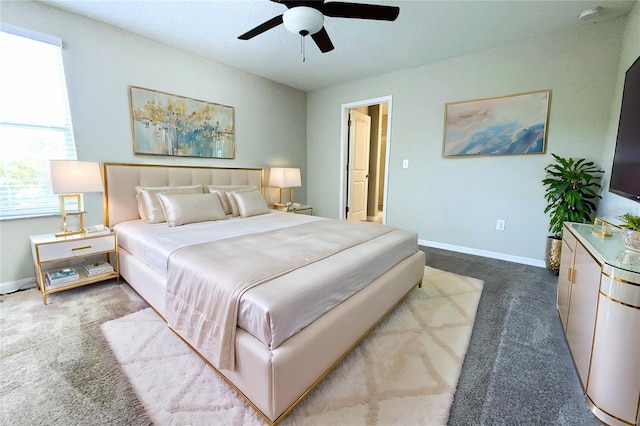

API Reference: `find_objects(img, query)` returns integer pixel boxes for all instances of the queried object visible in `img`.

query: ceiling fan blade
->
[238,15,284,40]
[321,2,399,21]
[311,27,334,53]
[272,0,324,9]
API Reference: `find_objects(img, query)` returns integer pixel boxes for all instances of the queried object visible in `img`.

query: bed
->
[102,162,426,424]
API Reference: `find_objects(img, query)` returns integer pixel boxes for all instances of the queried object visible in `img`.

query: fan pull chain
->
[300,35,306,62]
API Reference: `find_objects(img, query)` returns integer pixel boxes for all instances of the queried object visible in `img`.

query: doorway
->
[340,96,392,224]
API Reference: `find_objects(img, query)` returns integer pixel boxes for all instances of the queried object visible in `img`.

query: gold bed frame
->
[101,162,424,424]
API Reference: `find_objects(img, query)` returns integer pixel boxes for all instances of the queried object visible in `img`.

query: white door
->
[347,110,371,221]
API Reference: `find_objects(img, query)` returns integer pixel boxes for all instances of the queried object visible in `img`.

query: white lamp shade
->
[50,160,103,194]
[283,6,324,36]
[268,167,302,188]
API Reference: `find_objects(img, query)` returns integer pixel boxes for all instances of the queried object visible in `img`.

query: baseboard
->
[2,244,544,293]
[419,239,545,268]
[0,277,36,295]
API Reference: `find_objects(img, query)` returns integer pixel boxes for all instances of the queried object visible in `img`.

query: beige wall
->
[307,17,629,265]
[0,1,307,286]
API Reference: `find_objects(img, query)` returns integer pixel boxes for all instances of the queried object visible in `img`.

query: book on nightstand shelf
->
[45,268,79,287]
[84,261,114,276]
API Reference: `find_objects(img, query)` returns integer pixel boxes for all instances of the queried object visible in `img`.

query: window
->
[0,24,77,218]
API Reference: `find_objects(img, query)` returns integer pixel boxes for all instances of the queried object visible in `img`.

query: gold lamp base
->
[276,187,295,204]
[55,194,86,236]
[273,202,288,211]
[592,217,620,238]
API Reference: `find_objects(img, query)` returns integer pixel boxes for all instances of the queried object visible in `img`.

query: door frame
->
[339,95,393,222]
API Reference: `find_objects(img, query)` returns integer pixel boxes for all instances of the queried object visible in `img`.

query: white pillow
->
[156,192,226,226]
[135,194,147,221]
[231,189,270,218]
[226,188,257,216]
[206,185,257,216]
[135,184,203,223]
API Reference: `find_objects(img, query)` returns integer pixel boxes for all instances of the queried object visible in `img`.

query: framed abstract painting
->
[129,86,235,159]
[443,90,551,157]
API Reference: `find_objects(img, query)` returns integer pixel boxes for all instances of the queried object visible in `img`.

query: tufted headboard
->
[102,162,264,227]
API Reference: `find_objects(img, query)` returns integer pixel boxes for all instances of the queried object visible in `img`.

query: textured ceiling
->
[42,0,636,91]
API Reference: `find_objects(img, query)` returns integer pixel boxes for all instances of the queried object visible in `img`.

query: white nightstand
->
[30,230,120,305]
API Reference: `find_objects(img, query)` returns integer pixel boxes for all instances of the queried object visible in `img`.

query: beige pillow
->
[226,188,257,216]
[231,189,270,218]
[206,185,257,216]
[135,184,203,223]
[156,192,226,227]
[135,194,147,221]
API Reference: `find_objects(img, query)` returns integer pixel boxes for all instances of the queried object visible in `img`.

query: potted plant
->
[619,213,640,252]
[542,153,603,271]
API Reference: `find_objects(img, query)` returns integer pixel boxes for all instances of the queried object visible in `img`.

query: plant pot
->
[621,228,640,253]
[545,236,562,272]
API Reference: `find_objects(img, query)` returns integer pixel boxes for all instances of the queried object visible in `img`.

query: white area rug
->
[101,267,483,425]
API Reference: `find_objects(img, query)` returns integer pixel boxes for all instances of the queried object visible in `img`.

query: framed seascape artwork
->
[443,90,551,157]
[129,86,235,159]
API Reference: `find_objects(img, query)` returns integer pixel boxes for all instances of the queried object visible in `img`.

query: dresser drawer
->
[36,234,116,262]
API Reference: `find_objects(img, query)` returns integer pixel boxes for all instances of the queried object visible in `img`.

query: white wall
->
[600,2,640,218]
[307,18,627,265]
[0,1,307,285]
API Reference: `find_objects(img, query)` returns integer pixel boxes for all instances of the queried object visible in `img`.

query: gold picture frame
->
[129,86,235,159]
[443,90,551,157]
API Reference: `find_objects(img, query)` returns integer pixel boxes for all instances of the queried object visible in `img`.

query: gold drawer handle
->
[71,245,92,251]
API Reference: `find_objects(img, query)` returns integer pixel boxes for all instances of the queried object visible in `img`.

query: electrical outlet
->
[496,220,506,231]
[402,159,409,168]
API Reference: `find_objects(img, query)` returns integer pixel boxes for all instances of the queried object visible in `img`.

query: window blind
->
[0,24,77,218]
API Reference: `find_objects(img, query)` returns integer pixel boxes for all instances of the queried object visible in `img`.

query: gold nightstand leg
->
[36,271,48,305]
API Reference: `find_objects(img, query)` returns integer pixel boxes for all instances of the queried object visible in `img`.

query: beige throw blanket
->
[165,220,393,371]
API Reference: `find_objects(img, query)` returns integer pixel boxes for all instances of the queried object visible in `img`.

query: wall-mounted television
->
[609,55,640,202]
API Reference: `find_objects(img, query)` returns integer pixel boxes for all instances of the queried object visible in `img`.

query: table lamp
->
[268,167,301,206]
[50,160,103,236]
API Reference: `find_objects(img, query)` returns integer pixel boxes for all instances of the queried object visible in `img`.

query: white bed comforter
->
[165,219,394,370]
[113,212,419,358]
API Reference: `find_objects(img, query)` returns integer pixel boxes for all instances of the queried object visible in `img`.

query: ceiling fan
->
[238,0,400,54]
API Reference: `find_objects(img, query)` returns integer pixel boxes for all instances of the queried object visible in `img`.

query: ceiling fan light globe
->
[283,6,324,36]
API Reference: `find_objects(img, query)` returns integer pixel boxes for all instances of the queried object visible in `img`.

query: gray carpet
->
[423,247,601,425]
[1,248,600,425]
[0,281,151,426]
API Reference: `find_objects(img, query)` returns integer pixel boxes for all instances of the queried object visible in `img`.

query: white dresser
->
[558,222,639,426]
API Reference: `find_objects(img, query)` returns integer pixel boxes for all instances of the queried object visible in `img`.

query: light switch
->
[402,159,409,169]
